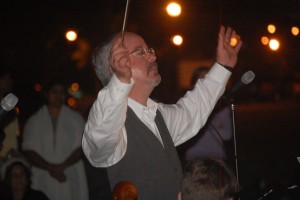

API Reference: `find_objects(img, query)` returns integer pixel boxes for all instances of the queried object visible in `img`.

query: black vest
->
[107,107,182,200]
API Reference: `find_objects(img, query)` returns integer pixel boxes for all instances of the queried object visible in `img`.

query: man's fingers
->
[224,27,232,43]
[219,26,225,35]
[112,38,122,50]
[234,40,243,53]
[110,38,123,62]
[112,52,129,65]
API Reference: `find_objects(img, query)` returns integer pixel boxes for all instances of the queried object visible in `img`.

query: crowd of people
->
[0,25,245,200]
[0,67,89,199]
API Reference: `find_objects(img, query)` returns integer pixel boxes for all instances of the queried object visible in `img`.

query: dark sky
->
[1,0,300,121]
[2,0,300,74]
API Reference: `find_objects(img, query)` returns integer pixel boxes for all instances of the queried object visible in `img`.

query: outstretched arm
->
[163,26,243,145]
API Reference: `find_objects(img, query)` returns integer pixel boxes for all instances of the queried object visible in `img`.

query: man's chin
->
[153,75,161,87]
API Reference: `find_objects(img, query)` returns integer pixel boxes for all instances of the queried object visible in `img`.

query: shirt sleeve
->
[158,63,231,146]
[82,74,134,167]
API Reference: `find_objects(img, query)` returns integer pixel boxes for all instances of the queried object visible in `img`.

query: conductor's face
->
[125,33,161,89]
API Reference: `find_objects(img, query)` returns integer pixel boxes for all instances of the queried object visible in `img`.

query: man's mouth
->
[148,62,158,72]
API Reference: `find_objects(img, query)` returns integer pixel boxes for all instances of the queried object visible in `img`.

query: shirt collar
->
[128,98,158,120]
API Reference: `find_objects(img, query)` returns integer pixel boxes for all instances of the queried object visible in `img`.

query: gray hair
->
[93,32,145,86]
[92,40,114,86]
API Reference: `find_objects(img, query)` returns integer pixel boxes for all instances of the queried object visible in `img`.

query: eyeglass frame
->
[128,47,155,57]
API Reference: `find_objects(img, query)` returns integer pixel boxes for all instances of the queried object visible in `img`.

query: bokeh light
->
[261,36,269,45]
[171,35,183,46]
[65,30,78,42]
[267,24,276,34]
[68,82,83,99]
[291,26,299,36]
[230,35,240,47]
[166,2,181,17]
[67,97,77,108]
[70,82,79,91]
[269,38,280,51]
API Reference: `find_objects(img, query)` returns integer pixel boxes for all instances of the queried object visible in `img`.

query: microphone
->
[222,70,255,101]
[0,93,19,120]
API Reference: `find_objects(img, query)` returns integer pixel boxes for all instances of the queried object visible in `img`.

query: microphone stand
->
[230,98,241,200]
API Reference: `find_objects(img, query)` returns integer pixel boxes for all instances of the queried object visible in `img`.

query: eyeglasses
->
[129,47,155,57]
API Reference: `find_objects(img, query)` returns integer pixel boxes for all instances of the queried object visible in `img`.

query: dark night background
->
[1,0,300,199]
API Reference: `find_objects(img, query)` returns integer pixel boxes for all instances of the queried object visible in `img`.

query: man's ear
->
[178,192,182,200]
[227,197,234,200]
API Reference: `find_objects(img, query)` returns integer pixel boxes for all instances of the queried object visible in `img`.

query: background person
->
[0,155,49,200]
[179,157,238,200]
[22,81,88,200]
[0,66,20,160]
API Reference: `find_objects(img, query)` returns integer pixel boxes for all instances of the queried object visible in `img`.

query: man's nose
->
[146,53,156,63]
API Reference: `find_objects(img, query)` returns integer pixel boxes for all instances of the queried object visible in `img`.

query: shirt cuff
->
[207,62,232,84]
[108,74,135,102]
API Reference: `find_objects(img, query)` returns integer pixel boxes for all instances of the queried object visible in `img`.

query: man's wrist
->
[216,62,233,72]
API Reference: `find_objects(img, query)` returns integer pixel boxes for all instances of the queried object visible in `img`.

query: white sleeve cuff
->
[207,62,231,84]
[108,74,135,102]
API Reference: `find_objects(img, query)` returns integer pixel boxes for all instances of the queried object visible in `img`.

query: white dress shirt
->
[82,63,231,167]
[128,98,163,146]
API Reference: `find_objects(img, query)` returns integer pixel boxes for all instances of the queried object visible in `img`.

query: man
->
[179,158,238,200]
[82,26,242,199]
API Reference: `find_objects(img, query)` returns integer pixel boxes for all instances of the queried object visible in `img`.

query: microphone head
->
[1,93,18,111]
[241,70,255,84]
